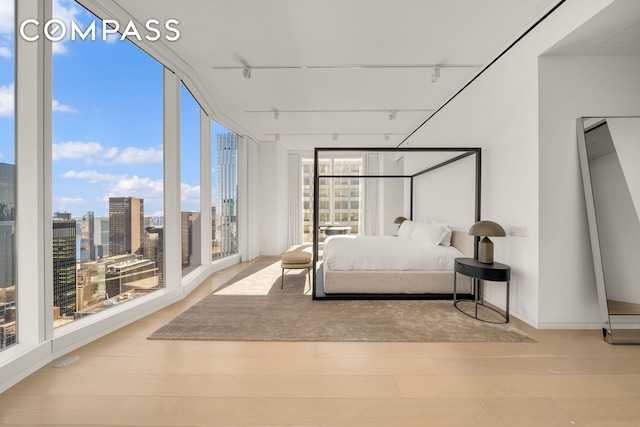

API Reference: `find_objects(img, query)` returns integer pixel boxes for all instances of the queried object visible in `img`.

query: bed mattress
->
[323,235,464,271]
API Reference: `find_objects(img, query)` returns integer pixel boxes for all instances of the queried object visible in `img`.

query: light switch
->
[509,225,527,237]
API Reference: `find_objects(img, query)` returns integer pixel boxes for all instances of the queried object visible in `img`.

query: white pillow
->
[431,220,453,246]
[410,222,447,247]
[397,220,417,239]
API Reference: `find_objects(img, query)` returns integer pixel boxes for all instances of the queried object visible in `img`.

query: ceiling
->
[544,0,640,56]
[84,0,566,150]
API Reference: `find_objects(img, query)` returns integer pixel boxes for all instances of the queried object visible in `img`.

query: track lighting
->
[242,66,252,79]
[275,134,280,142]
[388,110,397,121]
[332,134,338,142]
[273,109,279,120]
[431,65,440,83]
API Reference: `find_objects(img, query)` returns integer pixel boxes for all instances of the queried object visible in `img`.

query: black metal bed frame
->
[312,147,482,300]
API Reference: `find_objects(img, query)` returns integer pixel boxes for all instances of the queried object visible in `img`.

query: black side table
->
[453,257,511,323]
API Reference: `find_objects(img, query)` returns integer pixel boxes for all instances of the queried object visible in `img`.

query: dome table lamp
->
[393,216,407,226]
[468,220,506,264]
[394,216,407,232]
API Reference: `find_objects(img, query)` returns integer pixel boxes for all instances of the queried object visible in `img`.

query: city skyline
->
[0,0,233,218]
[1,0,236,219]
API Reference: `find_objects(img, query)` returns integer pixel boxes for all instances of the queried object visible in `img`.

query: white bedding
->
[323,235,464,271]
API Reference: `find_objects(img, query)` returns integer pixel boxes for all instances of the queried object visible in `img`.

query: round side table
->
[453,257,511,323]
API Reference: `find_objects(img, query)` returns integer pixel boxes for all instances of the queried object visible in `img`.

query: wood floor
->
[1,259,640,426]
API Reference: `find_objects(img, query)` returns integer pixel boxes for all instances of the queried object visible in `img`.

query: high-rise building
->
[105,255,158,296]
[0,163,15,290]
[0,287,15,349]
[144,226,164,286]
[0,223,14,290]
[53,212,72,220]
[211,206,217,258]
[109,197,144,257]
[181,212,201,269]
[94,216,109,259]
[52,218,77,317]
[80,211,95,262]
[215,133,237,258]
[301,157,364,242]
[0,163,15,222]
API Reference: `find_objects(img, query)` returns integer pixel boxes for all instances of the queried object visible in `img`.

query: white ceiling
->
[544,0,640,56]
[86,0,565,150]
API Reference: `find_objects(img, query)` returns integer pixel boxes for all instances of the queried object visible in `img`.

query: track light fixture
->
[242,66,252,79]
[275,134,280,142]
[273,109,279,120]
[384,134,390,141]
[431,65,440,83]
[332,134,338,142]
[388,110,397,121]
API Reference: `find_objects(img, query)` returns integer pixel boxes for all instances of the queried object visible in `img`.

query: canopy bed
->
[312,147,482,300]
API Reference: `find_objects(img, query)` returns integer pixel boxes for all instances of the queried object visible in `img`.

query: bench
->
[281,244,312,289]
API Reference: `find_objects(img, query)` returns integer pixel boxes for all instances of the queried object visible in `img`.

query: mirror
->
[577,117,640,344]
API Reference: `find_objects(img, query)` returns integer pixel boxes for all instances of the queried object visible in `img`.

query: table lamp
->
[468,220,506,264]
[393,216,407,225]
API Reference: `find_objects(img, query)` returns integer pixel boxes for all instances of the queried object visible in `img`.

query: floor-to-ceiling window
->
[301,156,364,242]
[180,83,201,275]
[51,1,164,326]
[0,0,16,350]
[212,122,237,260]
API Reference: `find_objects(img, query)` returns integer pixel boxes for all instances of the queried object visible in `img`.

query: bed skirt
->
[323,268,472,295]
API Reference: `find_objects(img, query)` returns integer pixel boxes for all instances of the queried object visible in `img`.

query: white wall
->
[401,0,615,326]
[409,155,477,230]
[380,153,405,236]
[258,142,289,255]
[538,56,640,326]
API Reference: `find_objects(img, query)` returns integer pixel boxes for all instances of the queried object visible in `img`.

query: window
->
[0,0,15,350]
[52,4,164,327]
[180,83,201,275]
[301,156,364,242]
[212,122,237,260]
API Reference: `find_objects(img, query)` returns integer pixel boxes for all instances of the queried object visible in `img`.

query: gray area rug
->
[148,257,535,343]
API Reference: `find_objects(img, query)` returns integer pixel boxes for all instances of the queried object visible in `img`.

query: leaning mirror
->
[577,117,640,344]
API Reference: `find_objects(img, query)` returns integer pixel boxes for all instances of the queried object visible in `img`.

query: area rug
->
[148,257,535,343]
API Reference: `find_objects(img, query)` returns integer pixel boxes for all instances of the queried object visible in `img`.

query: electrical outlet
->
[509,225,527,237]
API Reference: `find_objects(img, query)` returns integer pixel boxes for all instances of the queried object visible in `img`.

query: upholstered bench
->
[280,244,312,289]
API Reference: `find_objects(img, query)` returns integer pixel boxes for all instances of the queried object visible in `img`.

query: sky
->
[0,0,14,167]
[0,0,233,218]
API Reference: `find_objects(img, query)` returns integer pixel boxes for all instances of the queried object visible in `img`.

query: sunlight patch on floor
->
[213,258,313,296]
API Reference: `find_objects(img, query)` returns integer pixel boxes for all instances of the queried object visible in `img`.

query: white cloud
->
[53,141,104,161]
[0,0,14,35]
[61,170,125,183]
[0,45,10,58]
[106,176,164,209]
[110,175,163,195]
[52,99,77,113]
[113,146,163,164]
[1,92,77,117]
[103,147,119,159]
[52,42,69,55]
[51,0,81,55]
[181,183,201,207]
[53,196,85,212]
[0,83,13,117]
[52,140,163,165]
